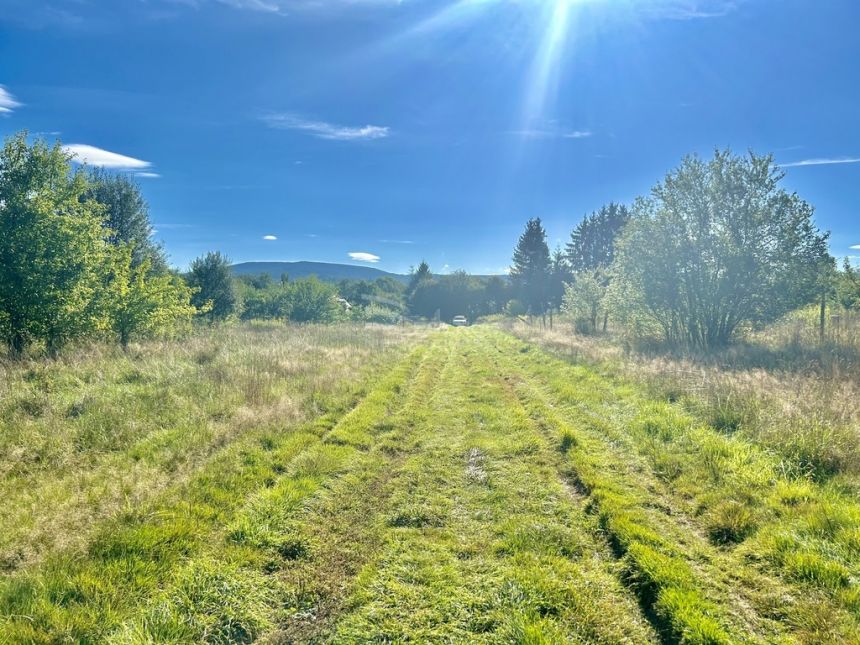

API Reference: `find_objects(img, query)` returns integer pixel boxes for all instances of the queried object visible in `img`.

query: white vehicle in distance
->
[452,315,469,327]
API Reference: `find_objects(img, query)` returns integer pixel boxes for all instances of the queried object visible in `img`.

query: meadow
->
[1,321,859,643]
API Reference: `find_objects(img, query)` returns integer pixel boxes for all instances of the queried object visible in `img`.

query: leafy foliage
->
[835,259,860,311]
[188,251,240,322]
[408,269,511,321]
[103,244,197,347]
[562,270,607,334]
[283,277,342,322]
[0,133,111,354]
[611,150,832,349]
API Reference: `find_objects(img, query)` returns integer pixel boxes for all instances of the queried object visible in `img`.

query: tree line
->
[0,132,390,356]
[4,131,857,355]
[509,149,856,350]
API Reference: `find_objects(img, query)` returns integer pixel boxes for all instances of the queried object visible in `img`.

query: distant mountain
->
[231,261,410,284]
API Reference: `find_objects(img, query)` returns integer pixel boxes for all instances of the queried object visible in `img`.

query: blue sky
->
[1,0,858,273]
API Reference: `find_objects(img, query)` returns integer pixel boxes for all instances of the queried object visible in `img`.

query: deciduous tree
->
[611,150,832,349]
[187,251,239,322]
[0,133,110,354]
[105,244,197,347]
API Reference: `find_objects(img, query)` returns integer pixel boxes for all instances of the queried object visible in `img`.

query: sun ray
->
[521,0,575,128]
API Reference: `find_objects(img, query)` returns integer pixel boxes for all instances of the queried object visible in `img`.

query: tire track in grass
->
[485,328,858,644]
[330,330,658,643]
[255,334,454,643]
[505,328,860,642]
[0,343,430,643]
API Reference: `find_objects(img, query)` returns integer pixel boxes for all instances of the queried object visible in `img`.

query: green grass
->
[2,323,859,642]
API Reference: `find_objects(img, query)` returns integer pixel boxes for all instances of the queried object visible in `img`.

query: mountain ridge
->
[231,261,410,283]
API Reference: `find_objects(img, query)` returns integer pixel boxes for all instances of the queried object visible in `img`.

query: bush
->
[356,303,401,325]
[506,299,527,316]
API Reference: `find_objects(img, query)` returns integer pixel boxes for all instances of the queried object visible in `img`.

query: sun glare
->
[522,0,575,127]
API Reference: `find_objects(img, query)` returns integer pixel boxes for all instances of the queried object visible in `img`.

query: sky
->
[1,0,858,274]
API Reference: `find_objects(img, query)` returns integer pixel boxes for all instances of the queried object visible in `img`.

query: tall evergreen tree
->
[566,203,630,273]
[406,261,433,314]
[510,218,551,315]
[407,261,432,295]
[85,168,167,272]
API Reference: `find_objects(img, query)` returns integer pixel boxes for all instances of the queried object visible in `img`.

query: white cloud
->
[511,126,593,140]
[349,252,380,263]
[648,1,741,20]
[0,85,22,114]
[850,245,860,251]
[155,223,195,229]
[186,0,402,13]
[136,172,161,179]
[262,113,390,141]
[216,0,281,11]
[780,157,860,168]
[263,234,278,241]
[379,239,415,244]
[63,144,152,169]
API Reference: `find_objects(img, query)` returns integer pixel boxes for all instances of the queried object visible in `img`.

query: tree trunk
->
[10,330,26,356]
[819,289,826,343]
[46,335,61,358]
[602,312,609,333]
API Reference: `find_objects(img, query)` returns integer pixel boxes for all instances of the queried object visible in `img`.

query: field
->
[1,323,859,643]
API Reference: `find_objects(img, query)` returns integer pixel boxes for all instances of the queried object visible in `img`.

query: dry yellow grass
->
[502,315,860,487]
[0,321,427,571]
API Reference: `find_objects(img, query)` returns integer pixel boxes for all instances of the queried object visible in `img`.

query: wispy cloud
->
[63,144,152,169]
[0,85,22,114]
[349,251,381,263]
[649,1,741,20]
[850,245,860,251]
[379,239,415,245]
[154,223,196,230]
[510,124,593,140]
[216,0,282,12]
[261,113,390,141]
[780,157,860,168]
[136,171,161,179]
[263,234,278,241]
[176,0,402,14]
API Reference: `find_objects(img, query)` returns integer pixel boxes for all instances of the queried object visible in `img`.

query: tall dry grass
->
[502,310,860,488]
[0,321,426,571]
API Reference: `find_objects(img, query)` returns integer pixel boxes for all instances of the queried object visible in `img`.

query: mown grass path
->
[328,330,655,643]
[3,326,859,643]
